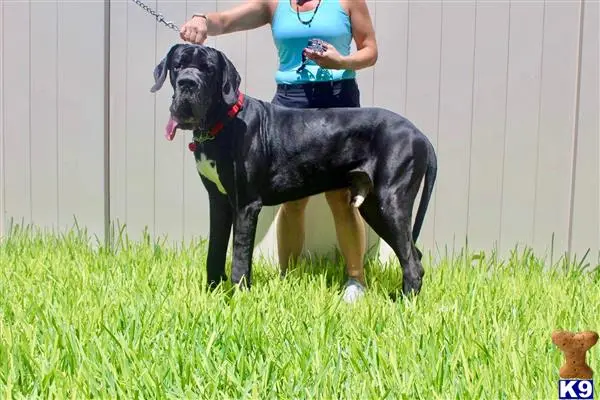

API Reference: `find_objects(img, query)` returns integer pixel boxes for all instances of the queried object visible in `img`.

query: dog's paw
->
[402,278,422,298]
[207,274,228,291]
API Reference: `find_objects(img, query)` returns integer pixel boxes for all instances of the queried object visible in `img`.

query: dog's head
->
[150,43,241,140]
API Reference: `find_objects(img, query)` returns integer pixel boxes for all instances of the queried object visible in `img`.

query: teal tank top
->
[271,0,356,84]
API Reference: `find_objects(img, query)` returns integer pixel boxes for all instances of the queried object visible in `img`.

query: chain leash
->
[130,0,180,33]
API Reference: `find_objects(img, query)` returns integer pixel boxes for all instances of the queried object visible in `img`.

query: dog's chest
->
[195,152,227,194]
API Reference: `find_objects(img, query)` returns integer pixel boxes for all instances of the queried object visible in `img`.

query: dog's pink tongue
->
[165,116,178,141]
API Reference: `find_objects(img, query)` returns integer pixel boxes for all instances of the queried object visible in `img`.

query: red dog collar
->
[188,92,245,152]
[209,92,245,135]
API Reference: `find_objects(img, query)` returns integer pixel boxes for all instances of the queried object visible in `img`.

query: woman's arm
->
[180,0,270,44]
[340,0,378,70]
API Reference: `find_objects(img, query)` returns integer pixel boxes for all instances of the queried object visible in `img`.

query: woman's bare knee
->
[325,189,352,213]
[281,197,310,215]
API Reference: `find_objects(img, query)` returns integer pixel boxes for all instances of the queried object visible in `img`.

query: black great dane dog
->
[150,43,438,297]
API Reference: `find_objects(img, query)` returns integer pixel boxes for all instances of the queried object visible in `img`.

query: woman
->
[179,0,378,302]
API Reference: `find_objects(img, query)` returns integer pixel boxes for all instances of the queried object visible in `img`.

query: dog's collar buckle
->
[188,131,215,152]
[195,132,215,143]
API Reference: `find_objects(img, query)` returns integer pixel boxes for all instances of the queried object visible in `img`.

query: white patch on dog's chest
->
[196,152,227,194]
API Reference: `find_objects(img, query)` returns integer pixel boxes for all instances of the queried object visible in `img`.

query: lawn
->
[1,226,599,399]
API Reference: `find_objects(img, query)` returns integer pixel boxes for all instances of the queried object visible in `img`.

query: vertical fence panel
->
[532,1,581,258]
[122,0,159,241]
[30,1,59,230]
[467,0,510,254]
[153,1,188,245]
[56,2,106,240]
[433,0,477,255]
[372,1,409,114]
[0,0,5,236]
[499,2,545,257]
[571,0,599,264]
[109,0,128,238]
[403,0,443,259]
[352,0,375,107]
[2,1,32,231]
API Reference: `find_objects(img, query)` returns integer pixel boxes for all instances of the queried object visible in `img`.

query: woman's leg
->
[271,89,312,276]
[325,80,367,301]
[325,189,367,286]
[273,80,367,302]
[277,197,311,275]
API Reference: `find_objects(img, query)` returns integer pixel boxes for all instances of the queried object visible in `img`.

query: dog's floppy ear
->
[217,50,242,106]
[150,44,183,93]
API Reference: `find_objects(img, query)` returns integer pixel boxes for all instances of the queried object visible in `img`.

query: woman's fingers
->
[179,19,207,44]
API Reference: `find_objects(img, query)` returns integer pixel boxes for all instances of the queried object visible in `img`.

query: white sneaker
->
[342,278,366,303]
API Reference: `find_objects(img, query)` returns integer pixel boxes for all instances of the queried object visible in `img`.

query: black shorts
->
[271,78,361,109]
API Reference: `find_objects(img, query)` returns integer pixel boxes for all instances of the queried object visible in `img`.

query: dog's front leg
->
[230,201,262,289]
[204,180,233,289]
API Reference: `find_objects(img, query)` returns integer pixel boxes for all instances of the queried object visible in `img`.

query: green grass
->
[0,226,599,399]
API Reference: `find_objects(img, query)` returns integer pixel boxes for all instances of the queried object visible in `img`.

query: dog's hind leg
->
[348,170,373,208]
[359,190,425,298]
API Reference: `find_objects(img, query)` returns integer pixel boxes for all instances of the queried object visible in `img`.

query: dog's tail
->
[412,138,437,245]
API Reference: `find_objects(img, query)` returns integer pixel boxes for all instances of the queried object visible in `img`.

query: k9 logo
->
[559,379,594,400]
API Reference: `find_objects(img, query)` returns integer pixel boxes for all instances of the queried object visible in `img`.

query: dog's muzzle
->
[164,70,205,141]
[177,76,198,91]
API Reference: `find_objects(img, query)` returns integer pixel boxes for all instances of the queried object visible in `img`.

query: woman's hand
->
[180,15,208,44]
[304,41,348,70]
[179,1,271,45]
